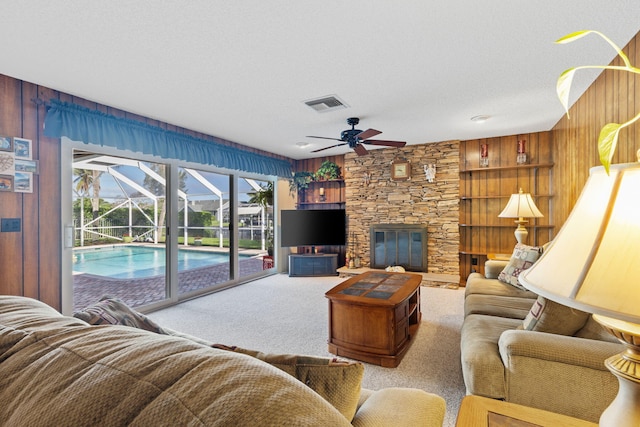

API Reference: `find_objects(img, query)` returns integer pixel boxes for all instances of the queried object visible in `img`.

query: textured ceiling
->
[1,1,639,160]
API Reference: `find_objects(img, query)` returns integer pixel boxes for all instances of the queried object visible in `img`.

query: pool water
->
[73,246,244,279]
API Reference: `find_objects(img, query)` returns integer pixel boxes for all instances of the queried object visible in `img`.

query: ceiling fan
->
[308,117,406,156]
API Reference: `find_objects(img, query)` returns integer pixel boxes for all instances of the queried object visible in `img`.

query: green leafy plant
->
[315,160,341,181]
[289,171,314,195]
[316,160,341,180]
[248,182,273,207]
[556,30,640,174]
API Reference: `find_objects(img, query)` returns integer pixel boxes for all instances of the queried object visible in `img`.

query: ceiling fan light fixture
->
[470,115,491,123]
[295,142,310,148]
[303,95,349,113]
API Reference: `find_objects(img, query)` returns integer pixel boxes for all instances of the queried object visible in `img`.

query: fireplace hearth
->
[369,224,427,272]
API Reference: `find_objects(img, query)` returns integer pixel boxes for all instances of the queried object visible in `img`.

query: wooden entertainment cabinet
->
[288,253,338,277]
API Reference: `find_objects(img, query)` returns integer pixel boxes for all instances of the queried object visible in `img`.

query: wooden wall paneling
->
[21,82,41,300]
[551,32,640,231]
[0,75,25,296]
[37,86,62,309]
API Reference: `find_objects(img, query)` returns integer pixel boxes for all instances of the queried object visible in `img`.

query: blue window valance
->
[44,100,293,178]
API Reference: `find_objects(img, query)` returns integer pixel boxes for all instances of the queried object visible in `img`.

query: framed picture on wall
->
[391,160,411,181]
[14,172,33,193]
[0,174,14,192]
[0,136,13,152]
[0,152,14,174]
[15,159,39,174]
[13,137,32,159]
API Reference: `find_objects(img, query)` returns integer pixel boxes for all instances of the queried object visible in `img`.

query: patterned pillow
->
[212,344,364,421]
[73,296,167,334]
[519,296,590,335]
[498,243,542,290]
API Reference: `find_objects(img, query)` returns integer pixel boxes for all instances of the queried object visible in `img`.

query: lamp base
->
[593,314,640,427]
[513,220,529,245]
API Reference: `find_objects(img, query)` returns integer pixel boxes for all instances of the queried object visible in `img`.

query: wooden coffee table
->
[325,271,422,367]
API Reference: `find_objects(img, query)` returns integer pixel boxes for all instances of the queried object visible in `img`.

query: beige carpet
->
[150,273,466,427]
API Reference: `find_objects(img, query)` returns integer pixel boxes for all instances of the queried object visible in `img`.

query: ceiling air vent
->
[303,95,349,113]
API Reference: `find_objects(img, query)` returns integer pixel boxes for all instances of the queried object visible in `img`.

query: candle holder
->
[480,143,489,167]
[517,139,528,164]
[319,187,326,202]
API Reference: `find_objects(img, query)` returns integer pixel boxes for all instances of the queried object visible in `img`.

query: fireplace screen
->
[370,224,427,271]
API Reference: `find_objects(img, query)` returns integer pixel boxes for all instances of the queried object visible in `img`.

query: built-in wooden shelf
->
[459,224,555,228]
[460,163,554,173]
[297,201,345,206]
[458,138,555,283]
[460,194,554,200]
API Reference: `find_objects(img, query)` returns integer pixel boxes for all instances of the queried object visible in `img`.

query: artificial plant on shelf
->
[556,30,640,173]
[289,171,314,196]
[314,160,341,181]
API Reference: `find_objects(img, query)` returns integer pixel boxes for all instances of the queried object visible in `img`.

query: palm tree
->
[73,169,102,220]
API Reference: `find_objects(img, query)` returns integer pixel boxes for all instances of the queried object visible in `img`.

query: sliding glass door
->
[65,142,277,312]
[71,150,168,310]
[176,167,231,296]
[238,177,274,279]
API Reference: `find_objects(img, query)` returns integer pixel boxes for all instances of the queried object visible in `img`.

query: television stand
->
[289,254,338,277]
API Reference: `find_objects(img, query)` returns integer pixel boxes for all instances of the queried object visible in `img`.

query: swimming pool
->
[73,246,249,279]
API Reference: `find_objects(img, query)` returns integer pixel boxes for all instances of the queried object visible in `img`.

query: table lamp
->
[520,162,640,427]
[498,188,544,244]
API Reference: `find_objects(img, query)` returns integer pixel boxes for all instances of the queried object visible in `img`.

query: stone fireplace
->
[343,140,460,284]
[370,224,428,272]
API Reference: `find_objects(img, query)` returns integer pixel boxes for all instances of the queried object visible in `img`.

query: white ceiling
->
[1,1,639,160]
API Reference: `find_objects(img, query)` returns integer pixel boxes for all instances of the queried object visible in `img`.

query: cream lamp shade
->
[519,162,640,427]
[498,188,543,244]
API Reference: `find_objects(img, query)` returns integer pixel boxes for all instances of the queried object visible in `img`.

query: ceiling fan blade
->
[311,142,347,153]
[362,139,407,147]
[306,135,343,142]
[353,144,369,156]
[355,128,382,140]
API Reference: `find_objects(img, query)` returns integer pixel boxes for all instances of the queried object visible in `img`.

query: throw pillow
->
[73,296,167,334]
[212,344,364,421]
[497,243,543,290]
[519,296,590,335]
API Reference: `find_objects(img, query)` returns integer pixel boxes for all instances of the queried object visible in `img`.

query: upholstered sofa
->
[0,295,445,427]
[460,245,625,423]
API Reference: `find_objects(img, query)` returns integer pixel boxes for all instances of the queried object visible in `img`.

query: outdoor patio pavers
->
[73,257,265,311]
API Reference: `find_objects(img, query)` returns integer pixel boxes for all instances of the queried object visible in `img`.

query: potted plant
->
[122,233,133,243]
[289,171,314,196]
[266,229,274,256]
[314,160,341,181]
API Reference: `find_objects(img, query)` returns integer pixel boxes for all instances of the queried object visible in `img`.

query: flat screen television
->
[280,209,346,247]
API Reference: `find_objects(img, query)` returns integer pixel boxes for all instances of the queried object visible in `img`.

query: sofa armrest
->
[499,329,622,370]
[484,259,509,279]
[498,329,623,422]
[352,388,445,427]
